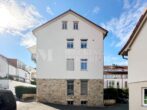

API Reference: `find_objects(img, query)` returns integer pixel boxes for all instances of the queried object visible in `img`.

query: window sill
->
[81,70,88,71]
[142,104,147,107]
[67,48,74,49]
[67,95,74,96]
[81,94,88,96]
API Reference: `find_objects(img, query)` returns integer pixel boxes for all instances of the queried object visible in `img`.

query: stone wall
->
[37,79,103,107]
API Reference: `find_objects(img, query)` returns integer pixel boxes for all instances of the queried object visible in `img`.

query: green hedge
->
[31,80,36,85]
[104,88,128,101]
[15,86,36,99]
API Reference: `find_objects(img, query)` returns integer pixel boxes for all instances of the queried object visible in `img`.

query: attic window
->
[62,21,67,29]
[73,21,78,30]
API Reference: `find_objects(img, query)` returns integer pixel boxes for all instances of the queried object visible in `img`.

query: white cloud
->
[102,0,147,47]
[104,55,128,65]
[21,32,36,48]
[46,6,54,16]
[123,0,130,9]
[0,0,44,47]
[92,6,100,14]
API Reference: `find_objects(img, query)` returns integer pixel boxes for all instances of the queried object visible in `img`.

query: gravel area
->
[17,101,128,110]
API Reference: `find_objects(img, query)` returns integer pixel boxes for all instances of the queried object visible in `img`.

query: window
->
[81,80,88,95]
[81,39,87,48]
[62,21,67,29]
[67,101,74,105]
[67,80,74,95]
[125,81,127,88]
[81,59,87,71]
[73,21,78,30]
[112,81,114,88]
[117,82,120,88]
[66,59,74,71]
[81,101,87,105]
[109,81,112,88]
[67,39,74,48]
[143,88,147,106]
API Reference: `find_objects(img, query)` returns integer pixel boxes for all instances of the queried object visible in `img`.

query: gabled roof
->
[119,9,147,56]
[33,9,108,38]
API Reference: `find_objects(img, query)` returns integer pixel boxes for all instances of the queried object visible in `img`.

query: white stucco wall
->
[35,12,104,79]
[0,79,9,89]
[8,65,16,76]
[128,19,147,83]
[104,78,128,89]
[17,68,31,83]
[0,56,8,77]
[129,82,147,110]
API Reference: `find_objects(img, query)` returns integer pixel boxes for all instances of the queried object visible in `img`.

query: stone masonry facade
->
[37,79,103,107]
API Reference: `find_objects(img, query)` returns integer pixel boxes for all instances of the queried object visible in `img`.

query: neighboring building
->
[104,65,128,89]
[8,59,31,83]
[119,10,147,110]
[27,67,36,81]
[0,55,9,78]
[0,54,36,94]
[29,10,108,106]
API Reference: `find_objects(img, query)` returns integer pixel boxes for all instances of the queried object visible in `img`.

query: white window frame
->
[67,39,74,49]
[142,88,147,106]
[73,21,78,30]
[67,80,74,95]
[81,39,88,49]
[62,21,67,29]
[81,80,88,95]
[66,59,74,71]
[80,59,88,71]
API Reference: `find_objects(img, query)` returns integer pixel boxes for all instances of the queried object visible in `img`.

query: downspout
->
[7,62,9,89]
[122,55,128,60]
[122,55,128,89]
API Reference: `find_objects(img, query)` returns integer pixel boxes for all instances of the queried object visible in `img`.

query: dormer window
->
[62,21,67,29]
[73,21,78,30]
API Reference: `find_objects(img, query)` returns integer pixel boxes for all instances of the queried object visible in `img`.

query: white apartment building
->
[104,65,128,89]
[119,10,147,110]
[29,10,108,106]
[0,54,36,94]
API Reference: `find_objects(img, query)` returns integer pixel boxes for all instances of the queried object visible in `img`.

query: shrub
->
[15,86,36,99]
[31,80,36,85]
[104,88,129,103]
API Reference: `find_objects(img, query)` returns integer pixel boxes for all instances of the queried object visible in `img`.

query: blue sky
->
[0,0,147,68]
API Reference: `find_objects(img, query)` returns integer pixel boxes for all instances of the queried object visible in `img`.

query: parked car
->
[0,89,16,110]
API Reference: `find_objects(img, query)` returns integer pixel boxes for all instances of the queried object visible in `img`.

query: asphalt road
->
[17,102,128,110]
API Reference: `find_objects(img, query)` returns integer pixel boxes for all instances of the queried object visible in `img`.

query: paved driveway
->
[17,101,128,110]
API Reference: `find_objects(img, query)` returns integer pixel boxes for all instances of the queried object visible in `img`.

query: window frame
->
[66,58,74,71]
[67,39,74,49]
[80,59,88,71]
[73,21,79,30]
[62,21,67,30]
[81,39,88,49]
[117,82,120,88]
[67,80,74,96]
[142,88,147,106]
[67,101,74,105]
[81,80,88,95]
[81,100,87,105]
